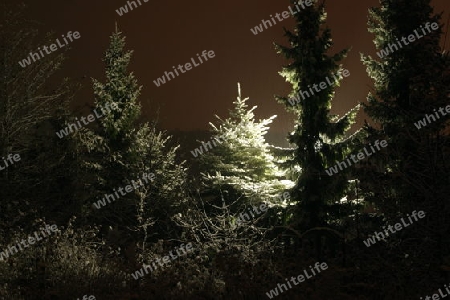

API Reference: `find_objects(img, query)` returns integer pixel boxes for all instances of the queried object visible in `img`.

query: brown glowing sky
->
[22,0,450,134]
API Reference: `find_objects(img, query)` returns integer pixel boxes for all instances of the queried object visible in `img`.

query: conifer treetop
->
[92,27,142,139]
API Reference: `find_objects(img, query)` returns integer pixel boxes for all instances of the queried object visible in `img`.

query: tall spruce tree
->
[82,28,187,256]
[360,0,450,290]
[275,0,359,241]
[361,0,448,208]
[85,28,141,236]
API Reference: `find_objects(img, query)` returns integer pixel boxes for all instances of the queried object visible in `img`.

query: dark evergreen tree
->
[360,0,450,292]
[361,2,450,216]
[275,0,359,242]
[356,3,450,245]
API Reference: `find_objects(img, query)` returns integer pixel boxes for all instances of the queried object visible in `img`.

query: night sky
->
[22,0,450,136]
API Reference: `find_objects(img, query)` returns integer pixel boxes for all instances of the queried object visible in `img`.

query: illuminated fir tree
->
[200,83,291,209]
